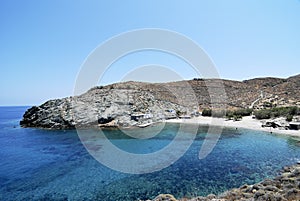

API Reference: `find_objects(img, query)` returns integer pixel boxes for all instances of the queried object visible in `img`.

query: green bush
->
[234,115,242,121]
[232,108,253,116]
[254,110,271,119]
[201,106,299,120]
[254,106,300,120]
[202,109,212,117]
[202,108,253,118]
[212,110,226,118]
[289,106,299,115]
[225,108,252,119]
[286,115,293,122]
[226,112,234,120]
[202,109,226,117]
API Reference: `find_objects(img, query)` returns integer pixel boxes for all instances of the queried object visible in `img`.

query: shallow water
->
[0,106,300,200]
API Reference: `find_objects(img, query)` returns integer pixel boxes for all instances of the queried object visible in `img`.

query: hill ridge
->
[20,74,300,129]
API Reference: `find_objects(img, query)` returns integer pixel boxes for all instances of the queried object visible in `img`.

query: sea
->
[0,106,300,201]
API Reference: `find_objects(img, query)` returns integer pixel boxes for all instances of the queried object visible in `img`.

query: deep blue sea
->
[1,106,300,201]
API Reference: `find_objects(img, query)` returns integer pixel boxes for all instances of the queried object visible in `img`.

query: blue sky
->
[0,0,299,106]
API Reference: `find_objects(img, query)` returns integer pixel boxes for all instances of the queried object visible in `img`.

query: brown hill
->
[120,74,300,110]
[20,74,300,129]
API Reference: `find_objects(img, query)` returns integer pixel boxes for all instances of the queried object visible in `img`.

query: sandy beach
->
[166,116,300,137]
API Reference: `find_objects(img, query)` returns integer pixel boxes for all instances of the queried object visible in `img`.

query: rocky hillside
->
[20,74,300,129]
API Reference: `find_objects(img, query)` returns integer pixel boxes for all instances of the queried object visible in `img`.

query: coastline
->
[165,116,300,137]
[149,162,300,201]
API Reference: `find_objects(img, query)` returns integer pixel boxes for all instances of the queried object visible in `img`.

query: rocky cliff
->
[20,74,300,129]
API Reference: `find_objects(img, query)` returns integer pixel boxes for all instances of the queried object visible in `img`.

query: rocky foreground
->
[147,163,300,201]
[20,74,300,129]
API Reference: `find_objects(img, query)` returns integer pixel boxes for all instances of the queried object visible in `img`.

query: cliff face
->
[20,82,191,129]
[20,74,300,129]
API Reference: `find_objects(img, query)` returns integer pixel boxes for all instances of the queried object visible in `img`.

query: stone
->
[265,185,279,192]
[284,188,300,200]
[261,179,275,186]
[283,183,294,190]
[242,192,253,198]
[254,190,266,198]
[290,167,300,177]
[206,194,216,199]
[152,194,177,201]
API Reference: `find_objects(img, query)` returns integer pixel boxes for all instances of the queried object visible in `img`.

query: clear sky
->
[0,0,299,106]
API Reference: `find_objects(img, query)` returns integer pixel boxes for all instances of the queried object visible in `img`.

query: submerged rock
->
[144,163,300,201]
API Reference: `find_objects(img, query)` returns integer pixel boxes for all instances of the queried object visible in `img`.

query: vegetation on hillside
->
[201,106,300,122]
[201,108,253,121]
[253,106,300,120]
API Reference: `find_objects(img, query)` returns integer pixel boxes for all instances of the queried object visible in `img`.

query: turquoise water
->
[1,106,300,200]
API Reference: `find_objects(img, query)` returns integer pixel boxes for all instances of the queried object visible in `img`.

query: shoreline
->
[149,162,300,201]
[21,116,300,138]
[165,116,300,137]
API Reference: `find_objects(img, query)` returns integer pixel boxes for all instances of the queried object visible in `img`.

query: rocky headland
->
[146,163,300,201]
[20,74,300,129]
